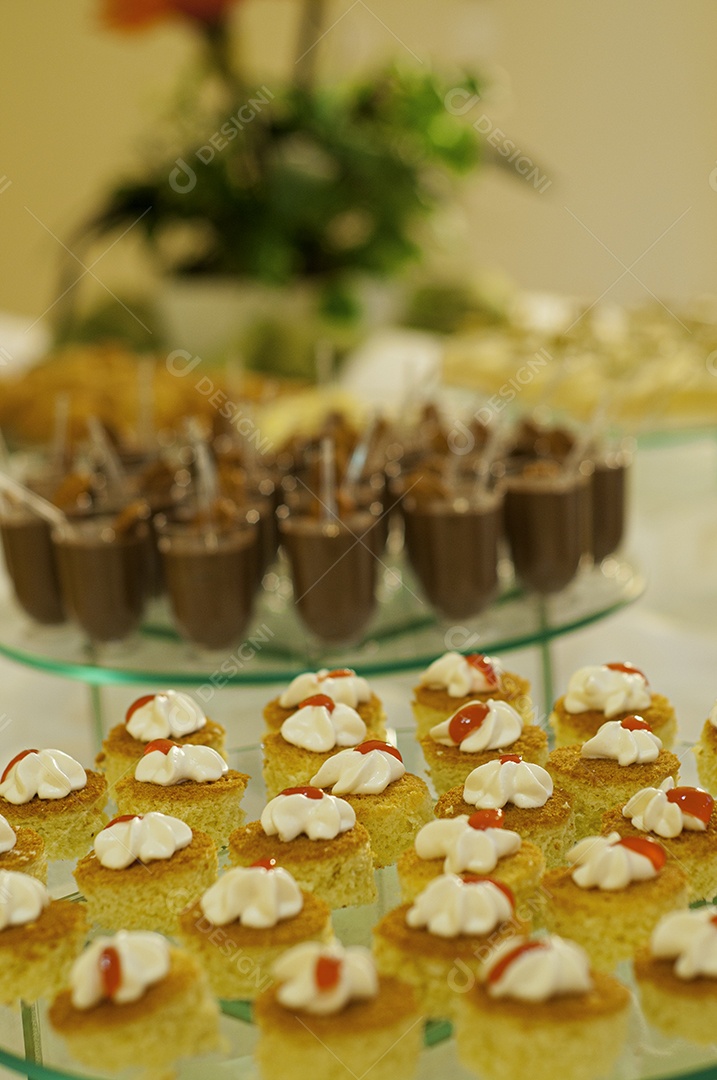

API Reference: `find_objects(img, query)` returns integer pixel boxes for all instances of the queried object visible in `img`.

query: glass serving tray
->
[2,732,717,1080]
[0,555,646,687]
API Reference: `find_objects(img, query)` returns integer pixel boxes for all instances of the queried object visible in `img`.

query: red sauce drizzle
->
[468,809,505,831]
[103,814,142,830]
[711,915,717,929]
[315,955,342,991]
[125,694,156,724]
[99,946,122,998]
[320,668,355,680]
[499,754,522,765]
[299,694,336,713]
[280,786,324,800]
[251,857,278,870]
[620,715,651,731]
[460,875,515,908]
[606,662,647,683]
[356,740,403,762]
[466,654,500,688]
[666,787,714,825]
[617,836,667,870]
[1,749,38,784]
[143,739,177,756]
[448,702,490,745]
[487,940,546,985]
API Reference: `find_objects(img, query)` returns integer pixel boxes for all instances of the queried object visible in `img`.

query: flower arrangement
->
[62,0,494,371]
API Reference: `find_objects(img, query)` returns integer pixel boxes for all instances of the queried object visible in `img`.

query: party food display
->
[411,652,534,738]
[373,874,528,1018]
[74,812,218,932]
[309,741,434,867]
[634,906,717,1044]
[0,748,108,860]
[48,931,221,1073]
[601,777,717,901]
[96,690,227,792]
[253,942,422,1080]
[177,863,333,999]
[229,787,377,908]
[455,934,631,1080]
[419,698,548,796]
[546,718,681,839]
[550,662,678,748]
[114,740,249,847]
[0,871,87,1005]
[435,756,575,867]
[542,833,689,971]
[0,659,713,1078]
[396,810,545,910]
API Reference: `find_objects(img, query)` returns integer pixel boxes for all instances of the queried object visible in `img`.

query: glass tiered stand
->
[3,555,714,1080]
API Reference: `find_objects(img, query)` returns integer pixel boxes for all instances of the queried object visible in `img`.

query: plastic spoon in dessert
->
[339,413,377,505]
[51,393,71,472]
[319,435,339,526]
[474,416,506,494]
[136,357,155,453]
[186,418,220,544]
[0,471,69,530]
[87,416,129,502]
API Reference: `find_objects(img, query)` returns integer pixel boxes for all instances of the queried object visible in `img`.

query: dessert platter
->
[2,663,717,1080]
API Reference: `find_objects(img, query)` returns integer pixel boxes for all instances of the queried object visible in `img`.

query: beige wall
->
[1,0,716,323]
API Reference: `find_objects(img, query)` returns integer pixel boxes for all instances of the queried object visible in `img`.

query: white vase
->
[156,274,405,360]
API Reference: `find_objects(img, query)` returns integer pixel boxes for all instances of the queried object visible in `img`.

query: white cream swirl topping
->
[0,870,49,930]
[94,812,192,869]
[200,864,303,928]
[70,931,170,1009]
[623,777,713,837]
[650,907,717,979]
[486,934,593,1002]
[407,874,514,938]
[568,831,665,890]
[274,942,377,1015]
[430,699,522,752]
[310,743,405,795]
[463,757,553,809]
[261,788,356,841]
[125,691,206,742]
[280,697,366,753]
[581,718,661,766]
[279,669,371,709]
[564,663,650,717]
[419,652,502,698]
[0,749,87,804]
[0,815,17,855]
[134,742,227,785]
[414,814,522,874]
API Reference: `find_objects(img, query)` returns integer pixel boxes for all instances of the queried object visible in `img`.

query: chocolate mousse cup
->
[279,511,377,644]
[0,506,66,625]
[590,446,631,561]
[503,461,592,594]
[52,513,151,643]
[158,518,260,652]
[402,486,502,620]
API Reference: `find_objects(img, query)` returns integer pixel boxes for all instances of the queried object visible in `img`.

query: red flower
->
[102,0,240,31]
